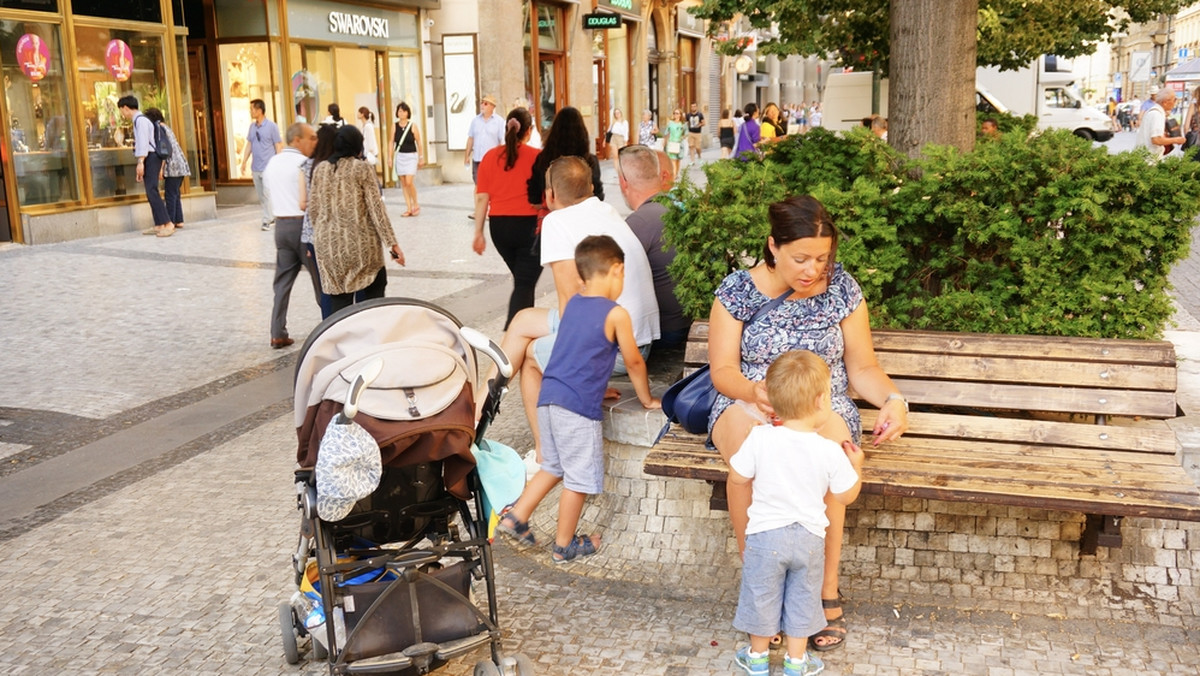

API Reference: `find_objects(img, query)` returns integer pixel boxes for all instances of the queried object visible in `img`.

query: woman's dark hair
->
[502,107,533,170]
[326,124,364,169]
[764,196,839,279]
[743,102,758,119]
[735,109,743,119]
[540,106,591,161]
[395,101,411,118]
[313,123,337,164]
[143,107,164,123]
[526,106,604,203]
[358,106,374,123]
[327,103,342,122]
[721,108,730,119]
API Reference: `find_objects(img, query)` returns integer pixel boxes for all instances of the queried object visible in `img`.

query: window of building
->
[214,0,269,38]
[72,0,163,24]
[1,21,79,206]
[3,0,58,12]
[218,42,280,180]
[74,25,168,200]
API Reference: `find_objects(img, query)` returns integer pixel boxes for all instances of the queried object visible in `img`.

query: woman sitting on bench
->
[707,195,909,652]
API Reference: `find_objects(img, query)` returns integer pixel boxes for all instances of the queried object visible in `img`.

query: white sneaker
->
[522,449,540,480]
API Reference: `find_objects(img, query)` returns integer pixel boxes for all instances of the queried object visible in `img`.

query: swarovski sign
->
[328,11,390,39]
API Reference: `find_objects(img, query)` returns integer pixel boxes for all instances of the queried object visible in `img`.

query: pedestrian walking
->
[239,98,282,230]
[142,107,190,234]
[735,103,761,161]
[118,95,174,237]
[664,108,686,178]
[322,102,346,127]
[308,125,405,315]
[686,102,705,162]
[357,107,379,167]
[263,122,320,348]
[471,107,542,328]
[302,123,338,318]
[464,94,505,184]
[637,109,659,147]
[719,109,735,159]
[606,107,629,172]
[526,106,605,221]
[391,102,423,217]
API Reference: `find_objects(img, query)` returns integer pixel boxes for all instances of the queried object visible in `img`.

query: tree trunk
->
[889,0,978,157]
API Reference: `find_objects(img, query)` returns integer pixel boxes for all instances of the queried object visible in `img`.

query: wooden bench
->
[645,323,1200,553]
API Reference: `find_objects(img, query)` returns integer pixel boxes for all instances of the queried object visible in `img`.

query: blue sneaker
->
[784,652,824,676]
[734,646,769,675]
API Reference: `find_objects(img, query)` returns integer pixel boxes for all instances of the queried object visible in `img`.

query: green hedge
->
[663,126,1200,339]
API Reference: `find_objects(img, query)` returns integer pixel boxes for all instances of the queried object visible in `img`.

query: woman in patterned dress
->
[707,195,909,653]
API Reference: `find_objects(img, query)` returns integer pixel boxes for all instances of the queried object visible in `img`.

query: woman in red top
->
[472,107,541,328]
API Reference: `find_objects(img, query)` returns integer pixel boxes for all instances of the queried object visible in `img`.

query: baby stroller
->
[278,298,533,675]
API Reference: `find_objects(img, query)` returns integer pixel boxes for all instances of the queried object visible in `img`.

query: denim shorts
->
[536,404,605,494]
[732,523,826,639]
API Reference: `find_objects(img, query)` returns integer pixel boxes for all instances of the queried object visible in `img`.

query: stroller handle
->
[459,327,513,379]
[339,357,385,423]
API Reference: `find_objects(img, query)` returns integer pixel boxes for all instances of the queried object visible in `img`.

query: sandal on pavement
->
[497,508,536,546]
[552,534,599,564]
[808,598,847,652]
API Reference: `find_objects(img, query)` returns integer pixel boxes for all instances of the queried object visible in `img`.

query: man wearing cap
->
[464,94,505,184]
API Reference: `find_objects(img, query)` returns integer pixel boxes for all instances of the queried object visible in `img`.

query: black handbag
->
[605,130,613,144]
[658,289,792,437]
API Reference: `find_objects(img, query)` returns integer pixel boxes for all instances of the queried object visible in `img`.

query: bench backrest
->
[685,323,1178,423]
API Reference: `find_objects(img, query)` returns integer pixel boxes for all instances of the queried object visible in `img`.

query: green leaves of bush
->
[664,127,1200,339]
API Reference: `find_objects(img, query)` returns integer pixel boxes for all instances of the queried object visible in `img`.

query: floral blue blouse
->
[709,263,865,443]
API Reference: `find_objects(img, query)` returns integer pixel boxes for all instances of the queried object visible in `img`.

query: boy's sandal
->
[497,508,536,546]
[808,598,847,652]
[551,534,599,564]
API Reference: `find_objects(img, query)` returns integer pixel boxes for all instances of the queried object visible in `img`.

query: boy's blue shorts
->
[536,404,604,494]
[733,523,827,639]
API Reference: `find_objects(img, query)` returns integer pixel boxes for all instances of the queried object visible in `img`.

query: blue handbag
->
[659,289,792,437]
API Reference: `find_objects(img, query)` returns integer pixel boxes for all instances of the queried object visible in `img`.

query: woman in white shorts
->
[391,102,423,216]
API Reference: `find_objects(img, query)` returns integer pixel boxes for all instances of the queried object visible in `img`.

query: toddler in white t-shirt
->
[729,350,865,676]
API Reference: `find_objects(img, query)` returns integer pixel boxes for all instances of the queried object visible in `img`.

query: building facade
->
[0,0,214,243]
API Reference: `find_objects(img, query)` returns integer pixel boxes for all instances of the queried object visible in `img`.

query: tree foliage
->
[693,0,1187,73]
[663,127,1200,339]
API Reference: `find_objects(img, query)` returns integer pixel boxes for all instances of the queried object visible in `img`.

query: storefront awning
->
[1165,58,1200,82]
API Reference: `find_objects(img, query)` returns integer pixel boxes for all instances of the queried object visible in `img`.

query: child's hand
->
[842,440,865,470]
[642,397,662,410]
[752,382,776,418]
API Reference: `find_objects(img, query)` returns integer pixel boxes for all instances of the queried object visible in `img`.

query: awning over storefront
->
[370,0,440,9]
[1165,58,1200,82]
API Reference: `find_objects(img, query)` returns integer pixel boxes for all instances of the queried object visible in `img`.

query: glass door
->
[386,52,422,185]
[538,55,563,134]
[187,45,214,191]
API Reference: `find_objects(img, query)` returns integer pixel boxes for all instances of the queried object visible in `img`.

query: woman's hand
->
[472,232,486,255]
[752,381,776,419]
[390,244,406,266]
[871,397,908,446]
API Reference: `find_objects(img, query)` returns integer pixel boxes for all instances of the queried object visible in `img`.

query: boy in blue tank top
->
[498,235,661,563]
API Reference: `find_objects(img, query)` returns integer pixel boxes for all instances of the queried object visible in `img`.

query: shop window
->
[175,34,199,187]
[214,0,268,39]
[3,0,58,12]
[607,23,629,120]
[536,5,561,51]
[0,21,79,206]
[219,42,280,180]
[75,26,169,199]
[387,52,422,154]
[72,0,162,24]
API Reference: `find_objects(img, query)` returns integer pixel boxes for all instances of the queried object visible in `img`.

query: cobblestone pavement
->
[0,147,1198,675]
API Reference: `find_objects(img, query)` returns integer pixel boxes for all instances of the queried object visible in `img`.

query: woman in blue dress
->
[708,195,909,652]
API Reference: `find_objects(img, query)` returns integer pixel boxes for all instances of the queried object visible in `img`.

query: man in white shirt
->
[485,156,660,461]
[463,94,505,184]
[262,122,318,348]
[1137,89,1185,161]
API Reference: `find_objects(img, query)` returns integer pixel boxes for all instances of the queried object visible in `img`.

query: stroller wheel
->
[473,658,501,676]
[278,603,300,665]
[511,653,536,675]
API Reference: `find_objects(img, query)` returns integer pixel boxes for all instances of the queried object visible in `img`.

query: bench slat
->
[859,410,1178,456]
[885,378,1178,418]
[874,352,1176,391]
[862,470,1200,521]
[872,330,1177,365]
[865,451,1195,491]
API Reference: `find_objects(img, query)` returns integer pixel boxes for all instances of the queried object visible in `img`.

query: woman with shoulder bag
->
[392,102,424,216]
[143,107,190,235]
